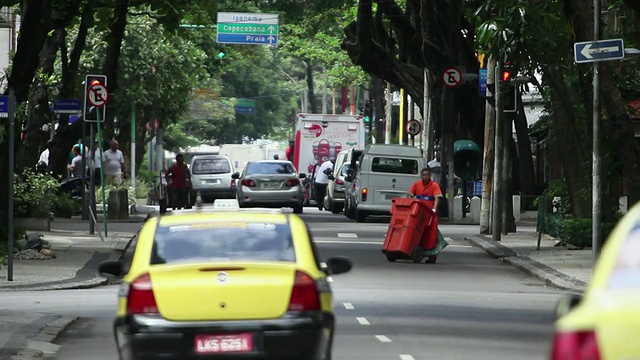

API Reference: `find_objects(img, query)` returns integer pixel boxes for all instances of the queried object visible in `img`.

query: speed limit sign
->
[406,119,422,136]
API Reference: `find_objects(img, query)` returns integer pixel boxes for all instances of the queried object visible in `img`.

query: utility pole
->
[592,0,602,260]
[422,68,432,158]
[385,82,392,144]
[480,57,496,234]
[492,59,505,241]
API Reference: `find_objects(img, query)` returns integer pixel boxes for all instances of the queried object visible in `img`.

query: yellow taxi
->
[98,202,352,360]
[551,202,640,359]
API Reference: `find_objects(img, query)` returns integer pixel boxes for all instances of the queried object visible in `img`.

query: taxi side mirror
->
[555,293,582,319]
[299,173,306,179]
[325,256,352,275]
[98,260,124,279]
[231,172,240,179]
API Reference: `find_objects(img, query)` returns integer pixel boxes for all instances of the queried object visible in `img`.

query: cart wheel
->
[411,247,424,263]
[386,254,397,262]
[426,256,437,264]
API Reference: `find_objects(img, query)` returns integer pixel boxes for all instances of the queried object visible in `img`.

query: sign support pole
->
[89,123,96,235]
[96,108,108,237]
[592,0,602,261]
[7,88,15,281]
[131,103,136,189]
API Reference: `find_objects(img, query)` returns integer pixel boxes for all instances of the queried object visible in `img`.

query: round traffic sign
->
[406,119,422,136]
[442,67,462,88]
[88,84,109,107]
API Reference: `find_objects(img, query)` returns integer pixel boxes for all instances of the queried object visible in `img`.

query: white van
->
[349,144,424,222]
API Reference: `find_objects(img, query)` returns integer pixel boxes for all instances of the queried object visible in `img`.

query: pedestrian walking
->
[407,167,443,213]
[165,154,191,209]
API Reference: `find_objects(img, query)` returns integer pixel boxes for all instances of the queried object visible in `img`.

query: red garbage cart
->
[382,198,439,263]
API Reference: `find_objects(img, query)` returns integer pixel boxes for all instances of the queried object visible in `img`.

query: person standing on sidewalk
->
[103,140,126,186]
[313,158,334,211]
[165,154,191,209]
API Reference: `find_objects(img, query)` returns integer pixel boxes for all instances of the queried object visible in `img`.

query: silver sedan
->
[232,160,307,213]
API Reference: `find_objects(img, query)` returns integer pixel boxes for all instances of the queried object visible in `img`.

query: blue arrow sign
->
[574,38,625,64]
[53,99,82,114]
[217,33,278,45]
[0,96,8,117]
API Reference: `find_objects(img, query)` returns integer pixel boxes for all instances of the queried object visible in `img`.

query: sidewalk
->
[465,224,593,294]
[0,218,142,360]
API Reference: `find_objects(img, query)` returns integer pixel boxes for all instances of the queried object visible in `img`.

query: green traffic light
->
[364,116,370,123]
[217,52,226,59]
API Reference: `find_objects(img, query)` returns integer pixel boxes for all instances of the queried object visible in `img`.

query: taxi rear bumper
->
[114,311,334,360]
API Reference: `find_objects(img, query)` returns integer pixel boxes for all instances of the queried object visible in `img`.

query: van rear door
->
[366,156,422,204]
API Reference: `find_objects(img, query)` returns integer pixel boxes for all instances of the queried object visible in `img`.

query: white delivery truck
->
[293,113,366,178]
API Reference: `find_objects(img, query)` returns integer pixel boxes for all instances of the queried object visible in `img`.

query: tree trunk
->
[304,58,317,114]
[372,77,385,142]
[480,57,496,234]
[50,3,94,177]
[514,96,538,202]
[19,28,64,173]
[542,68,590,217]
[101,0,129,139]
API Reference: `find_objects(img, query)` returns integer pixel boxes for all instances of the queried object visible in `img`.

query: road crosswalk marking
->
[356,317,370,325]
[400,355,415,360]
[375,335,392,343]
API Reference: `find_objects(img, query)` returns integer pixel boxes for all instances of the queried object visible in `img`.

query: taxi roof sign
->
[213,199,241,210]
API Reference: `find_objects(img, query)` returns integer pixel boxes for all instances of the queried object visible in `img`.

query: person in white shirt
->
[89,140,103,186]
[66,145,83,178]
[313,158,335,211]
[37,140,51,167]
[103,140,126,186]
[427,151,441,184]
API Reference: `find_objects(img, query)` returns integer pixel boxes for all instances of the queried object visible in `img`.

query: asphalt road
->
[0,209,564,360]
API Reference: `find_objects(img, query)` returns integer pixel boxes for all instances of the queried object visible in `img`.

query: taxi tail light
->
[335,179,344,185]
[550,330,600,360]
[241,179,256,187]
[361,188,368,202]
[288,270,321,312]
[127,273,159,315]
[230,179,236,188]
[285,178,300,187]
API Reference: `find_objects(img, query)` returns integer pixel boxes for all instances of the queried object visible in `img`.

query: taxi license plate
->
[385,194,397,200]
[195,333,253,354]
[202,179,220,184]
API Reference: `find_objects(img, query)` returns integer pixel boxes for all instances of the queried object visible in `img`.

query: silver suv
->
[190,155,235,202]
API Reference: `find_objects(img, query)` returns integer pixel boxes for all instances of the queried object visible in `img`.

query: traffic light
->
[363,100,371,122]
[84,74,107,122]
[501,65,517,113]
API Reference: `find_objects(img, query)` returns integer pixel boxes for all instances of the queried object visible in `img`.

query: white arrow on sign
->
[580,43,620,59]
[268,35,275,43]
[268,25,275,34]
[406,119,422,136]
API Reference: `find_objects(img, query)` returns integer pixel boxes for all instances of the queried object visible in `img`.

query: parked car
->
[324,162,350,214]
[189,155,235,203]
[232,160,306,214]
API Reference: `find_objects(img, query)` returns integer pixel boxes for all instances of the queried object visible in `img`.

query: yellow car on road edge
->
[551,202,640,359]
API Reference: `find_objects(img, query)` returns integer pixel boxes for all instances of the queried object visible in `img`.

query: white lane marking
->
[445,237,454,242]
[337,233,358,238]
[343,302,355,310]
[314,240,383,244]
[375,335,392,343]
[356,317,370,325]
[400,355,415,360]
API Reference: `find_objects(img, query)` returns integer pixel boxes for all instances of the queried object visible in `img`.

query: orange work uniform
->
[408,179,442,251]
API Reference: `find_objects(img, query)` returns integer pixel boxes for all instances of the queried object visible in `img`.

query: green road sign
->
[217,23,278,36]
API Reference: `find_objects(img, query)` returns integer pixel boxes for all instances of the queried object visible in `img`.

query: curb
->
[465,235,587,293]
[0,252,119,292]
[10,315,77,360]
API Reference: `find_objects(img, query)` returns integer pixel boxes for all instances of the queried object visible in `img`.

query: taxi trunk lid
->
[149,262,297,322]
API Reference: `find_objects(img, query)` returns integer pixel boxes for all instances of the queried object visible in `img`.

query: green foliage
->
[14,169,60,218]
[52,193,81,218]
[544,214,622,249]
[546,178,572,216]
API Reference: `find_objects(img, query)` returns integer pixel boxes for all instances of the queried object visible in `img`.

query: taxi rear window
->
[150,222,295,265]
